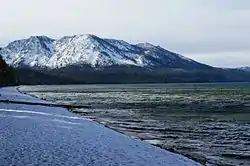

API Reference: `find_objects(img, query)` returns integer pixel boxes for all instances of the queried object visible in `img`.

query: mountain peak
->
[0,34,208,70]
[136,42,157,49]
[29,35,53,39]
[5,36,54,48]
[71,34,99,40]
[28,36,55,43]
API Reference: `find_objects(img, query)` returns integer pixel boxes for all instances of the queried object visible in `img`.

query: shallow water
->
[20,83,250,166]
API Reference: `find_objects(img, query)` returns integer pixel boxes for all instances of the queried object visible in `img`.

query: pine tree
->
[0,55,18,86]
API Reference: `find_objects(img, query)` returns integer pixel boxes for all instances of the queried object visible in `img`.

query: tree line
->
[0,55,18,87]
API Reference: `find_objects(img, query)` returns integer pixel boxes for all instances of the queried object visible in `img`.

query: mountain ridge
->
[1,34,250,84]
[0,34,211,70]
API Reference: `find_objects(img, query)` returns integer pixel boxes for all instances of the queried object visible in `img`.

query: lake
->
[19,83,250,166]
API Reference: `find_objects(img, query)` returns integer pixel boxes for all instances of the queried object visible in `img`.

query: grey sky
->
[1,0,249,67]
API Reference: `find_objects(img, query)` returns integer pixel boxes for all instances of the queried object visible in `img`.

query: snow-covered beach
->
[0,87,201,166]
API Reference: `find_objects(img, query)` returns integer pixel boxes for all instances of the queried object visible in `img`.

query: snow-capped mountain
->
[2,34,250,84]
[0,34,210,70]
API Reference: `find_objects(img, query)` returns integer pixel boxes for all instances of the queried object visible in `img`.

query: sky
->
[0,0,249,67]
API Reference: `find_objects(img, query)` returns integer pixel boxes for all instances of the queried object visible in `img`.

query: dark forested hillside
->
[0,55,17,86]
[14,65,250,85]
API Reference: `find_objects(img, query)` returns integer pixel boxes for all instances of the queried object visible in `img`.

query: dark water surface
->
[20,83,250,166]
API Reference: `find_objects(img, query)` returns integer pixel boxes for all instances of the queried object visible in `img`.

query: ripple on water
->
[20,83,250,166]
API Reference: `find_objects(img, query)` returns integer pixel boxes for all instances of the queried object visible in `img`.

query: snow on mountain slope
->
[136,43,210,70]
[47,34,147,68]
[0,36,54,67]
[0,34,209,70]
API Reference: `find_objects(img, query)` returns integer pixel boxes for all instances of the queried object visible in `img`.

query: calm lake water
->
[19,83,250,166]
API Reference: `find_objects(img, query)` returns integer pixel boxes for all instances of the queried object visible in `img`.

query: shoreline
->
[16,86,205,165]
[1,86,203,166]
[72,109,208,165]
[70,108,207,165]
